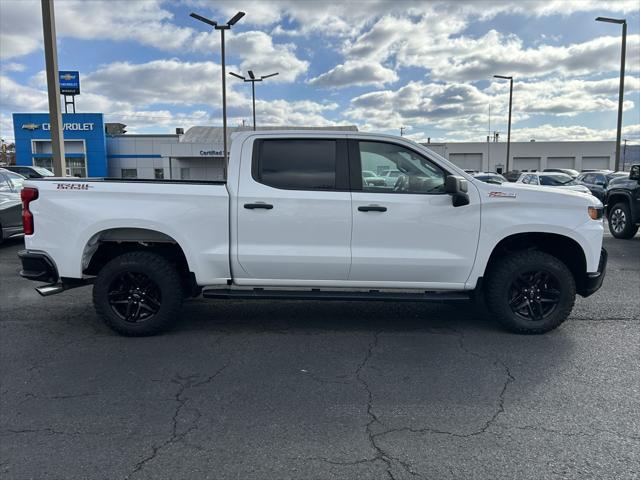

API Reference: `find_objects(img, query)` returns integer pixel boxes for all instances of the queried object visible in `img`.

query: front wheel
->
[93,251,183,336]
[485,250,576,334]
[608,202,638,239]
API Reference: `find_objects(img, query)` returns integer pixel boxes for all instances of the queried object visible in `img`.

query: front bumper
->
[18,250,59,283]
[578,248,607,297]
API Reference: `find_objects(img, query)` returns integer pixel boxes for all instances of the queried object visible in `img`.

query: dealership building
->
[12,112,637,179]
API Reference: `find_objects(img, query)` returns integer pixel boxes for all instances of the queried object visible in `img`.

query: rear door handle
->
[358,205,387,212]
[244,202,273,210]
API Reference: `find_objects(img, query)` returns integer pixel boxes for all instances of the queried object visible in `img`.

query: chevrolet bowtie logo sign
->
[60,73,75,81]
[21,123,40,131]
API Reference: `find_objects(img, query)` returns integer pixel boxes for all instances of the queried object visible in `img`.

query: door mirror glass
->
[630,164,640,181]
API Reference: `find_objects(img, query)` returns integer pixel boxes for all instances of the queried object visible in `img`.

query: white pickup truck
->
[18,131,607,336]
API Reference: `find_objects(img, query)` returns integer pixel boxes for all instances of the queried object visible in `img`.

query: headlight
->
[588,206,603,220]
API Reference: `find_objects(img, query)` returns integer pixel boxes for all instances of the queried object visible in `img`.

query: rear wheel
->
[608,202,638,239]
[485,250,575,334]
[93,251,183,336]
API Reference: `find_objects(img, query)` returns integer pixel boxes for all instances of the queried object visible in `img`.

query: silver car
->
[0,168,25,243]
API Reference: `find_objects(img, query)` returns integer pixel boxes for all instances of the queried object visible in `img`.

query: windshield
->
[362,171,374,177]
[33,167,54,176]
[540,173,574,186]
[4,171,25,191]
[475,175,505,184]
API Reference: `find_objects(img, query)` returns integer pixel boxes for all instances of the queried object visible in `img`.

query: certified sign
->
[59,70,80,95]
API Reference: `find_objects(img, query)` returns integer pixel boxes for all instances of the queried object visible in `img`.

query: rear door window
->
[254,139,347,190]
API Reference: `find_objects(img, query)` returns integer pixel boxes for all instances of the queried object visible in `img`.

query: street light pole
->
[190,11,245,161]
[229,71,279,131]
[494,75,513,172]
[596,16,627,171]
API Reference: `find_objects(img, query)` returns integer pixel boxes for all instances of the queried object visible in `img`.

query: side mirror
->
[630,164,640,181]
[445,175,469,207]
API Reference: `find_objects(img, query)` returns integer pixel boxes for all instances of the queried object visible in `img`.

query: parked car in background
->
[381,169,403,186]
[517,172,592,194]
[472,172,507,185]
[362,170,386,186]
[576,171,628,201]
[0,168,25,243]
[604,164,640,239]
[503,170,522,182]
[4,165,55,179]
[543,168,579,178]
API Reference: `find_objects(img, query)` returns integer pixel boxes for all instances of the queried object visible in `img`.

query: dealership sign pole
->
[41,0,66,176]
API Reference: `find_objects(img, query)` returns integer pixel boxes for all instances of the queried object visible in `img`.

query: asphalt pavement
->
[1,233,639,479]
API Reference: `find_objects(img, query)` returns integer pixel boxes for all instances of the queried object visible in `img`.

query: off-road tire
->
[608,202,638,239]
[485,250,575,334]
[93,251,183,336]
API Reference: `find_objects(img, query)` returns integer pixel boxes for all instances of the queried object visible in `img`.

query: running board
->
[202,288,471,302]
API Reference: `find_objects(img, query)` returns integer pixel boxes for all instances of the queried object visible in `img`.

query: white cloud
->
[227,31,308,82]
[508,123,640,142]
[346,75,639,133]
[308,60,398,88]
[0,62,26,73]
[82,60,228,107]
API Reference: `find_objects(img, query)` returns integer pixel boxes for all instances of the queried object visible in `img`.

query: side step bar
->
[202,288,471,302]
[35,278,93,297]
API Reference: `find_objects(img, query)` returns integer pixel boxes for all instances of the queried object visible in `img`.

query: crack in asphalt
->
[127,362,230,479]
[314,327,517,479]
[311,332,424,480]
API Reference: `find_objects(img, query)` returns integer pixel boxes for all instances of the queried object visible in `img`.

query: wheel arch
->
[81,227,197,295]
[483,232,590,296]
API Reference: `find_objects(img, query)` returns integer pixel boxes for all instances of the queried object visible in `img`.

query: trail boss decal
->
[488,191,517,198]
[56,183,93,190]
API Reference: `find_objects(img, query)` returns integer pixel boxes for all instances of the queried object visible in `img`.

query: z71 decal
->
[488,191,517,198]
[56,183,93,190]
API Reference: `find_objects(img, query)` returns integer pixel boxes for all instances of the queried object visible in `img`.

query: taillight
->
[21,187,38,235]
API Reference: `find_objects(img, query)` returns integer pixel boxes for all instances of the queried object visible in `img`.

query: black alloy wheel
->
[108,272,162,323]
[507,270,560,321]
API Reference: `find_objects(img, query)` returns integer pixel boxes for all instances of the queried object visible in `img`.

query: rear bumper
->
[18,250,59,283]
[578,248,607,297]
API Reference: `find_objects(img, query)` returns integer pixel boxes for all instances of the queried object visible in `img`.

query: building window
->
[154,168,165,179]
[180,168,190,180]
[34,157,87,177]
[121,168,137,179]
[67,157,87,177]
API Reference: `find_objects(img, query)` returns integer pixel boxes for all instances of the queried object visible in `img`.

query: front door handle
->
[244,202,273,210]
[358,205,387,212]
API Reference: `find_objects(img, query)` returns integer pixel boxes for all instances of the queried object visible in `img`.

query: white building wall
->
[421,141,616,172]
[106,134,180,178]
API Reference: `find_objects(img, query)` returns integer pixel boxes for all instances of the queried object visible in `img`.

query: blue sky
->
[1,0,639,143]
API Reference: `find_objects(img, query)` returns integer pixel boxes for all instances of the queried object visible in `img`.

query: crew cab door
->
[234,136,352,283]
[348,139,480,287]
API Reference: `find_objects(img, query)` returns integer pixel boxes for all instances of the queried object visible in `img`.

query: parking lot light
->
[228,71,279,131]
[595,16,627,172]
[493,75,513,173]
[190,11,245,161]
